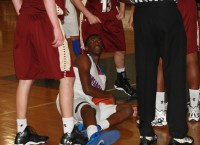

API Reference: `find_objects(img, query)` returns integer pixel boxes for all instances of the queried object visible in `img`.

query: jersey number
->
[101,0,111,12]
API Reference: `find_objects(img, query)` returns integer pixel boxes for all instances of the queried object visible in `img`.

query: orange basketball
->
[92,98,113,105]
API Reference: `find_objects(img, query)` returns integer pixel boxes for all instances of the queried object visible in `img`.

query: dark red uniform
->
[178,0,198,54]
[13,0,74,80]
[81,0,126,52]
[56,0,65,21]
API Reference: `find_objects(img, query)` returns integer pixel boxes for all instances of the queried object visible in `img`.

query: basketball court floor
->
[0,1,199,145]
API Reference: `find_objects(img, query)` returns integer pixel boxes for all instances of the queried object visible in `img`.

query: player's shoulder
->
[74,54,91,67]
[77,54,90,61]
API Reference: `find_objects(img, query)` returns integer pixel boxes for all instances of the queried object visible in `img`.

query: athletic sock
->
[17,118,27,133]
[62,117,74,134]
[189,89,199,107]
[116,68,125,73]
[98,120,110,130]
[155,92,165,111]
[87,125,98,139]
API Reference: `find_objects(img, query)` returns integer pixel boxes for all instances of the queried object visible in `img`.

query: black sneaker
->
[14,126,49,145]
[169,136,194,145]
[140,135,157,145]
[114,74,136,97]
[60,125,88,145]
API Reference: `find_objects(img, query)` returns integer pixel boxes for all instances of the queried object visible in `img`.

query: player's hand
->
[52,27,64,47]
[116,11,125,20]
[87,14,101,24]
[65,8,69,15]
[128,14,133,30]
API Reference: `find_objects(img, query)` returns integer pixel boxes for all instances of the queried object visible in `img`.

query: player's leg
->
[63,0,80,56]
[180,0,200,122]
[59,78,88,145]
[113,50,136,97]
[79,104,120,145]
[187,52,200,121]
[106,104,134,127]
[152,58,167,127]
[15,80,49,145]
[13,15,49,144]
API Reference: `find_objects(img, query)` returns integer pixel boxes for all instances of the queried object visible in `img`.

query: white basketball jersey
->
[74,54,106,103]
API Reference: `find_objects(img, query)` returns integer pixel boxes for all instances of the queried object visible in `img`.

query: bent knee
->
[81,105,96,116]
[117,105,133,118]
[127,105,134,118]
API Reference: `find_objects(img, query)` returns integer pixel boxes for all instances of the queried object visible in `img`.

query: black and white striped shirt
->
[130,0,177,4]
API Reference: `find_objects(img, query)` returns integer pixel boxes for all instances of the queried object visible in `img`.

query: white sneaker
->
[170,136,194,144]
[188,105,200,121]
[151,109,167,126]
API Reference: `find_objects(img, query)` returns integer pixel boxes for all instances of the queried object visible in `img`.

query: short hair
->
[84,34,101,47]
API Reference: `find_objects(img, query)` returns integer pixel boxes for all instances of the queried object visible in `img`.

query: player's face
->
[88,37,103,55]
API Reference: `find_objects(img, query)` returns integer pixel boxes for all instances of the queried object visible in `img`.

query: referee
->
[120,0,194,145]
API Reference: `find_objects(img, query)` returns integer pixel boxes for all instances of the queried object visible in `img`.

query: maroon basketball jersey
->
[85,0,119,13]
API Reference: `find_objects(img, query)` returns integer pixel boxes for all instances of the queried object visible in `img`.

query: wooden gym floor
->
[0,1,200,145]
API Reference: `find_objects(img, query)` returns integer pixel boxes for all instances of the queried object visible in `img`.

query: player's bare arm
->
[71,0,101,24]
[43,0,64,47]
[116,2,125,20]
[12,0,22,15]
[75,55,114,99]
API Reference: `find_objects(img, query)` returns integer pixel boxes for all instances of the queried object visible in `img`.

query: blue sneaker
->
[76,123,104,138]
[76,122,87,137]
[86,130,120,145]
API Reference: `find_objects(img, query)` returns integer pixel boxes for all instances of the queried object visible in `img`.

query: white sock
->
[199,87,200,102]
[156,92,165,111]
[189,89,199,108]
[17,119,27,133]
[98,120,110,130]
[116,68,125,73]
[87,125,98,139]
[62,117,74,134]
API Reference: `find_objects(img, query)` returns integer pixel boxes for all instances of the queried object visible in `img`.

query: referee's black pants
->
[134,1,188,138]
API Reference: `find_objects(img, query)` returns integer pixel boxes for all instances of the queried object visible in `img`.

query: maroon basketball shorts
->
[81,17,126,52]
[178,0,198,54]
[13,13,74,80]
